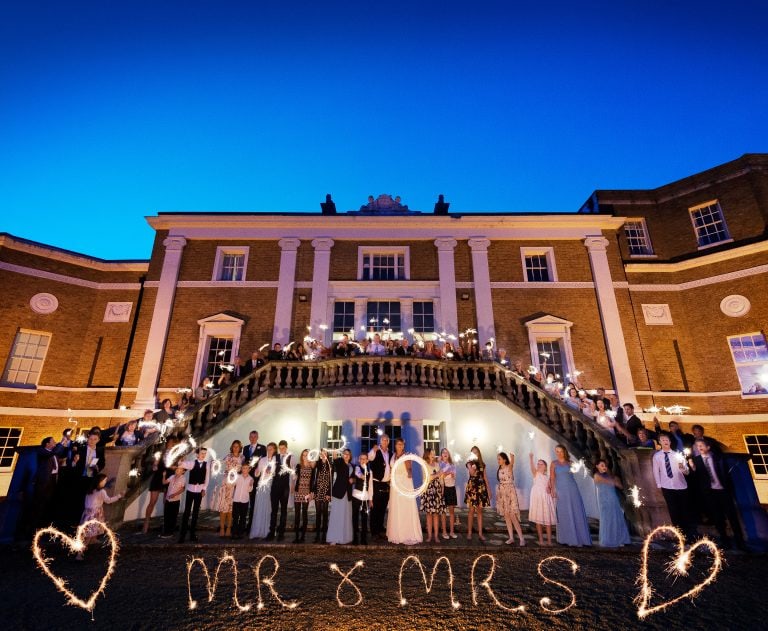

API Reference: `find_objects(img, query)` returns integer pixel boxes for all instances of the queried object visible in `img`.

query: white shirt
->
[368,446,391,482]
[232,474,254,503]
[165,473,187,501]
[652,449,689,490]
[367,342,386,356]
[182,458,210,493]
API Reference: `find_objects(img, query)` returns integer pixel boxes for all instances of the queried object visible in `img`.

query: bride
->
[386,437,423,545]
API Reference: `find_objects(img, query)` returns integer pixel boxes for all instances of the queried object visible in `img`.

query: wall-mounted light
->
[460,292,470,301]
[298,294,308,302]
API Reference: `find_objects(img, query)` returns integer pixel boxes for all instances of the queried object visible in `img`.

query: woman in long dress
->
[550,444,592,546]
[387,438,423,545]
[327,449,354,544]
[594,459,631,547]
[212,440,244,537]
[250,442,277,539]
[464,445,490,541]
[496,452,525,546]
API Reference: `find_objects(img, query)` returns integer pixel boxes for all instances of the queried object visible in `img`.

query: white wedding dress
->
[386,456,423,545]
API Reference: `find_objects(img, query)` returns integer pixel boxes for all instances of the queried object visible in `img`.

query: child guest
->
[439,448,458,539]
[76,473,122,560]
[161,463,187,538]
[352,452,374,545]
[528,452,556,546]
[231,463,254,539]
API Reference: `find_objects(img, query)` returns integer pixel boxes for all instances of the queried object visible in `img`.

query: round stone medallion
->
[30,293,59,314]
[720,295,750,317]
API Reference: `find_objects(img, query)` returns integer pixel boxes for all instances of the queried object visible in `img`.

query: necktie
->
[705,457,717,487]
[664,452,674,478]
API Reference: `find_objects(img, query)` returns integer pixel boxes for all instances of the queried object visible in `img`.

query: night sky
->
[1,0,767,259]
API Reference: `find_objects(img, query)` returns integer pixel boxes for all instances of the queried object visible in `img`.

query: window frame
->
[357,246,410,281]
[727,332,768,399]
[332,301,356,340]
[0,427,23,471]
[422,421,445,456]
[412,301,435,334]
[520,247,558,283]
[212,246,249,282]
[689,200,732,250]
[366,301,402,335]
[1,329,52,388]
[624,218,655,257]
[744,435,768,479]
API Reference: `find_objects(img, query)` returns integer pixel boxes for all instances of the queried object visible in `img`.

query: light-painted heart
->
[636,525,722,619]
[32,519,119,613]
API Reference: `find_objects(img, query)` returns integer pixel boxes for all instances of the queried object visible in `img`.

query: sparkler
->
[665,405,690,415]
[128,468,140,478]
[249,456,260,468]
[569,458,585,475]
[306,449,320,463]
[254,554,299,610]
[32,520,119,614]
[496,444,504,454]
[643,405,662,414]
[470,554,526,613]
[527,431,536,441]
[390,454,430,498]
[628,485,643,508]
[538,556,579,614]
[398,556,460,609]
[259,343,269,351]
[330,560,365,607]
[186,551,251,612]
[227,468,238,485]
[635,525,722,619]
[154,451,162,462]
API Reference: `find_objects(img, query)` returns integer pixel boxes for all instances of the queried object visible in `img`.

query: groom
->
[368,433,391,540]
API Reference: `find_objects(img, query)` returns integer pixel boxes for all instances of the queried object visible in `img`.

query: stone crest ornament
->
[359,194,410,212]
[104,301,133,322]
[29,292,59,314]
[720,295,750,317]
[641,304,673,326]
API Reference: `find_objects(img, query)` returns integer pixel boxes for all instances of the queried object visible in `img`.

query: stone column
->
[272,238,301,344]
[434,238,459,334]
[133,236,187,409]
[309,238,334,346]
[468,237,496,344]
[584,236,636,403]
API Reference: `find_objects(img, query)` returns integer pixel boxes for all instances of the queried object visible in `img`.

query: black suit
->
[243,442,267,530]
[368,448,391,536]
[331,457,353,500]
[33,447,58,527]
[73,444,105,478]
[690,453,744,547]
[269,452,293,537]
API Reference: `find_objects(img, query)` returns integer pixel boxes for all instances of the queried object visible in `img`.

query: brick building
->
[1,154,767,503]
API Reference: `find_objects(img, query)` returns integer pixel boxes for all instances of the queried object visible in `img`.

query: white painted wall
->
[124,396,598,520]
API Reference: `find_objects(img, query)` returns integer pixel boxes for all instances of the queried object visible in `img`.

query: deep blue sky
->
[1,1,767,260]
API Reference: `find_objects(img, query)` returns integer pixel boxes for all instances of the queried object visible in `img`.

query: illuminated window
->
[690,201,730,248]
[422,422,444,455]
[366,301,401,334]
[2,330,51,387]
[213,246,249,281]
[728,333,768,396]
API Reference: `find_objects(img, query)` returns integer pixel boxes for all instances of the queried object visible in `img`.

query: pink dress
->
[528,471,556,526]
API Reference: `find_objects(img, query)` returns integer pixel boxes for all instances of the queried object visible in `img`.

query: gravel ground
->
[3,532,765,631]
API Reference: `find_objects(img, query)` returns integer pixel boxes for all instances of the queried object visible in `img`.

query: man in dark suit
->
[267,440,293,541]
[267,343,284,361]
[33,437,59,528]
[243,430,267,531]
[244,351,264,374]
[688,438,746,549]
[333,335,353,358]
[368,433,392,539]
[73,431,106,478]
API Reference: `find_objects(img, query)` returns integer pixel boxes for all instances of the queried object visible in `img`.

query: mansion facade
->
[1,154,767,504]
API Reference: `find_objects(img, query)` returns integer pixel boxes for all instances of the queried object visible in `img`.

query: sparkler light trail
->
[398,555,460,609]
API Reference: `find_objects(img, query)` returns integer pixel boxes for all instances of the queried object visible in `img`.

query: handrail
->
[120,356,630,505]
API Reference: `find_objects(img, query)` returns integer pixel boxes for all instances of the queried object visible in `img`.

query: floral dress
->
[294,465,313,503]
[212,453,244,512]
[495,465,520,519]
[464,464,490,508]
[420,461,446,514]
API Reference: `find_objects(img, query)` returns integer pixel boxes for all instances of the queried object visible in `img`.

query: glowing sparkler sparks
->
[471,554,526,613]
[128,468,140,478]
[211,460,223,477]
[569,458,585,475]
[249,456,260,468]
[682,447,692,458]
[227,468,238,485]
[186,551,251,612]
[32,520,119,613]
[628,485,643,508]
[154,451,162,462]
[330,561,365,607]
[635,525,722,619]
[390,454,431,498]
[665,404,690,416]
[254,555,299,610]
[496,444,504,454]
[259,343,269,351]
[258,461,276,489]
[644,405,662,414]
[527,431,536,441]
[306,449,320,463]
[376,427,384,436]
[538,556,579,614]
[398,556,460,609]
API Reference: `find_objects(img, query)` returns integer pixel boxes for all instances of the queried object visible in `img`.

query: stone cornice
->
[625,239,768,273]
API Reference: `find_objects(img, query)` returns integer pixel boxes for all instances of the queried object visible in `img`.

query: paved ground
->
[3,511,765,631]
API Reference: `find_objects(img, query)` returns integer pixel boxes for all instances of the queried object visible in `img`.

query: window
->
[360,423,402,454]
[422,422,444,455]
[2,330,51,386]
[366,301,401,334]
[412,301,435,334]
[690,201,730,248]
[728,333,768,396]
[358,247,410,281]
[206,337,233,380]
[537,340,567,379]
[744,435,768,478]
[0,428,22,469]
[324,423,345,452]
[520,247,557,282]
[213,246,249,281]
[625,220,654,256]
[333,301,356,338]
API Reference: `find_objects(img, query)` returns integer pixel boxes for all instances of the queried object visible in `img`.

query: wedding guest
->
[550,444,592,546]
[178,447,209,543]
[268,440,294,541]
[212,440,244,537]
[654,419,692,452]
[690,424,723,456]
[293,449,314,543]
[439,448,458,539]
[420,448,445,543]
[351,452,374,545]
[154,398,176,424]
[75,474,122,560]
[250,443,277,539]
[242,430,267,532]
[73,431,105,479]
[267,343,284,361]
[368,434,392,540]
[244,350,264,374]
[464,446,491,541]
[144,436,178,534]
[496,452,525,546]
[194,377,214,401]
[115,418,152,447]
[593,460,631,547]
[387,438,423,545]
[327,449,354,545]
[577,389,596,416]
[632,428,656,449]
[652,435,696,540]
[231,463,254,539]
[621,403,645,438]
[528,453,556,546]
[688,438,746,550]
[311,449,333,543]
[33,437,59,529]
[161,463,186,538]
